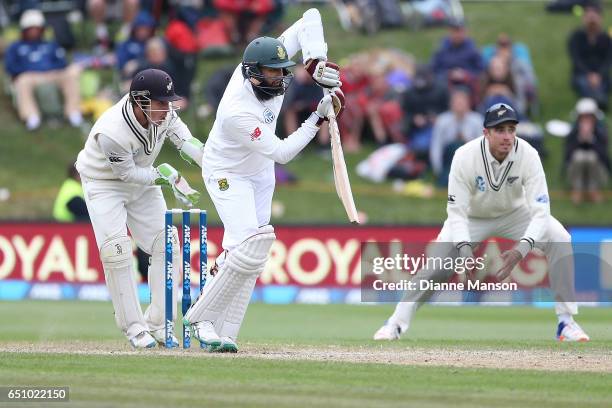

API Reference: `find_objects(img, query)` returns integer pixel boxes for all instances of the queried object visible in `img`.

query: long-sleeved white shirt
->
[202,8,327,179]
[76,94,193,184]
[447,136,551,256]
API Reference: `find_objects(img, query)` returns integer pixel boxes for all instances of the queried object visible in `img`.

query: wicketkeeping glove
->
[154,163,201,207]
[305,59,342,88]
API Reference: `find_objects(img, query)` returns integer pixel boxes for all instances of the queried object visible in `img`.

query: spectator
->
[53,165,88,222]
[214,0,277,45]
[483,33,538,116]
[567,0,611,110]
[401,65,448,156]
[480,55,519,115]
[124,38,182,105]
[199,65,235,119]
[116,11,156,80]
[4,9,82,131]
[431,20,484,102]
[430,88,483,186]
[564,98,610,204]
[88,0,139,53]
[282,64,329,148]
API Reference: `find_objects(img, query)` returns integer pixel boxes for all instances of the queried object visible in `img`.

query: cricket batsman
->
[181,8,345,353]
[76,68,205,348]
[374,103,590,342]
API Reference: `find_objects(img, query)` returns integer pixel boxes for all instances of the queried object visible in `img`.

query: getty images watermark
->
[360,241,523,303]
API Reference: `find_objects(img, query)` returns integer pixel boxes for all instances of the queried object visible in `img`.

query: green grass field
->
[1,301,611,407]
[0,3,611,224]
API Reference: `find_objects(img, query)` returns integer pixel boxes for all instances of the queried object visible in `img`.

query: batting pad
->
[299,8,327,62]
[101,236,148,339]
[145,228,179,331]
[185,225,276,324]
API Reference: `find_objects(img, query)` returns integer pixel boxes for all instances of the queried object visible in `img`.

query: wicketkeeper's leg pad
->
[145,227,179,331]
[101,235,148,339]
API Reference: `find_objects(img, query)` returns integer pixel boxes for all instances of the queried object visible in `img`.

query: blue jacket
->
[116,39,146,70]
[116,11,156,70]
[431,37,484,77]
[4,40,67,78]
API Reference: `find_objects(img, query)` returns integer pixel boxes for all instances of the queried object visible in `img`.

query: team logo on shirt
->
[507,176,519,185]
[536,194,549,203]
[218,178,229,191]
[263,108,275,124]
[447,194,456,203]
[475,176,486,192]
[251,127,262,141]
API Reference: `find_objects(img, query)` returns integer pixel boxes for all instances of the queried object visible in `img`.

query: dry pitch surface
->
[1,341,611,373]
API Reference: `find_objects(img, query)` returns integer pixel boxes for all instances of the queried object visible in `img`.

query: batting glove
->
[305,59,342,89]
[315,88,346,121]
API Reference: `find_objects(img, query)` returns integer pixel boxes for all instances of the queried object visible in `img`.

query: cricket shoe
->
[150,323,179,348]
[373,322,402,341]
[185,319,222,348]
[557,321,590,342]
[209,337,238,353]
[129,331,157,349]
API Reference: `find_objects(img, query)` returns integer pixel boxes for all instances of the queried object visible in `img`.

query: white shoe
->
[557,321,590,342]
[209,336,238,353]
[68,111,83,127]
[129,331,157,349]
[187,320,221,348]
[150,323,179,348]
[373,322,401,341]
[26,115,41,131]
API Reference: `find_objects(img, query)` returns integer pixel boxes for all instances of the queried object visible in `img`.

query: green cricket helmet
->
[241,36,296,98]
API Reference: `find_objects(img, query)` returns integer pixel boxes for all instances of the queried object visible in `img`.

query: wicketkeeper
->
[76,68,205,348]
[374,103,590,342]
[181,8,345,353]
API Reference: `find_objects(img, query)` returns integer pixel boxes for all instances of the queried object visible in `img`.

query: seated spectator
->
[282,64,329,148]
[116,11,156,80]
[401,65,448,156]
[567,0,611,110]
[4,9,82,131]
[124,38,184,106]
[213,0,277,45]
[564,98,609,204]
[88,0,139,53]
[199,65,235,119]
[483,33,538,116]
[335,49,415,151]
[430,88,483,186]
[431,20,483,104]
[480,55,520,114]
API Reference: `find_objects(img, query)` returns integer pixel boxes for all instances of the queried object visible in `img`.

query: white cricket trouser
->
[389,205,578,332]
[81,178,169,338]
[203,165,275,251]
[82,179,166,251]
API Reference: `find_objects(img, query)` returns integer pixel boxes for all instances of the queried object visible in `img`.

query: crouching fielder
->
[374,103,590,342]
[76,69,205,348]
[182,8,344,353]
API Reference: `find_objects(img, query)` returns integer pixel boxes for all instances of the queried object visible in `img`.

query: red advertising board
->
[0,223,439,287]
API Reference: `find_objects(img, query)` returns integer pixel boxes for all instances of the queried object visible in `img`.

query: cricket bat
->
[328,107,360,224]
